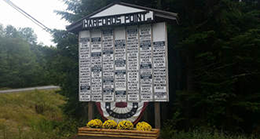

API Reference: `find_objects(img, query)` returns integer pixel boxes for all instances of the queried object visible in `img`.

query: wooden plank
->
[78,131,158,137]
[79,130,158,135]
[79,131,158,137]
[78,127,160,139]
[154,102,161,129]
[78,127,159,134]
[78,133,158,139]
[78,132,158,138]
[76,136,131,139]
[88,102,93,121]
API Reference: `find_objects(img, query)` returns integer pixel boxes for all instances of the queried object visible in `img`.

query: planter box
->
[78,127,160,139]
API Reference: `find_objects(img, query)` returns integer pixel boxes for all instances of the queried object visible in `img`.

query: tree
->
[18,27,37,45]
[171,0,260,132]
[0,25,57,88]
[0,34,37,87]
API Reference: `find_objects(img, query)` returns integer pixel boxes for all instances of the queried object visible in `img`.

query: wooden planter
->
[78,127,160,139]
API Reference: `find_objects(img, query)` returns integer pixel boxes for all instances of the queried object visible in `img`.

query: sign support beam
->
[88,102,93,121]
[154,102,161,129]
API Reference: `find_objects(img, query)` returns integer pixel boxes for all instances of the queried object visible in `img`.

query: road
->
[0,85,60,94]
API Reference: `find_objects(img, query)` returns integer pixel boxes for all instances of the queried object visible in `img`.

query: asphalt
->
[0,85,60,94]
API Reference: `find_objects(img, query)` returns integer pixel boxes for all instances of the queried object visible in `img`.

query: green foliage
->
[0,25,58,88]
[170,0,260,133]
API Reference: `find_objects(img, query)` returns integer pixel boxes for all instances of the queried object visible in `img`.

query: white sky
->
[0,0,70,46]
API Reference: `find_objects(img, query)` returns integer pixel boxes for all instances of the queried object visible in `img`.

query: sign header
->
[83,11,154,29]
[67,2,177,33]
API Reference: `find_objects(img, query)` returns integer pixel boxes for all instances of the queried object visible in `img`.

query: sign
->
[69,2,178,123]
[79,22,169,102]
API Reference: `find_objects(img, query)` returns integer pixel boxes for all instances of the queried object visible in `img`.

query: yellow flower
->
[117,120,134,130]
[136,121,152,131]
[86,119,102,128]
[102,120,117,129]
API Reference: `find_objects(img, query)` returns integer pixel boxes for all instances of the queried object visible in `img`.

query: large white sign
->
[79,22,168,102]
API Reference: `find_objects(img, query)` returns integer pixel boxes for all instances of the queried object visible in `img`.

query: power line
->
[3,0,52,33]
[3,0,51,32]
[3,0,47,31]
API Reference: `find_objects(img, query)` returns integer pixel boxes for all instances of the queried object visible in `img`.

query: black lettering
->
[98,19,102,26]
[116,16,121,24]
[125,15,130,23]
[137,13,142,22]
[111,17,116,25]
[110,17,114,25]
[89,19,93,27]
[93,19,97,27]
[107,17,112,25]
[134,14,138,22]
[82,12,153,28]
[143,13,146,21]
[130,15,134,23]
[102,18,107,26]
[83,19,88,28]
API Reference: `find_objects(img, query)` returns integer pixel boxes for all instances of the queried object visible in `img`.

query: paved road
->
[0,85,60,94]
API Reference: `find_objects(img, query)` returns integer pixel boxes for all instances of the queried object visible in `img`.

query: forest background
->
[1,0,260,138]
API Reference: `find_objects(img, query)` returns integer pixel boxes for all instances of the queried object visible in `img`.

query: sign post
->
[88,102,93,121]
[154,102,161,129]
[67,1,178,132]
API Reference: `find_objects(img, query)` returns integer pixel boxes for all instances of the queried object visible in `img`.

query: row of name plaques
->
[79,22,168,102]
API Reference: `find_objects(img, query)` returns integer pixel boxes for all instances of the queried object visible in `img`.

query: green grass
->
[0,90,77,139]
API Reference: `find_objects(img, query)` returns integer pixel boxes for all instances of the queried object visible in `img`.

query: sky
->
[0,0,70,46]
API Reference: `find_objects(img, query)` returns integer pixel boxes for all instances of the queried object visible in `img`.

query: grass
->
[0,90,77,139]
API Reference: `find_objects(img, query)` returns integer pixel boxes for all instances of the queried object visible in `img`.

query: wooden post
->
[88,102,93,121]
[143,108,148,122]
[154,102,161,129]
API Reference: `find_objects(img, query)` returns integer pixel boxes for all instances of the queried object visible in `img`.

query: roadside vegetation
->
[0,90,77,139]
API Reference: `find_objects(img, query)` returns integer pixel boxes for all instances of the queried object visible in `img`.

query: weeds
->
[0,90,77,139]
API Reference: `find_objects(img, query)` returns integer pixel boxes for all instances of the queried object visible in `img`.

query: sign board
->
[79,22,168,102]
[68,2,177,123]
